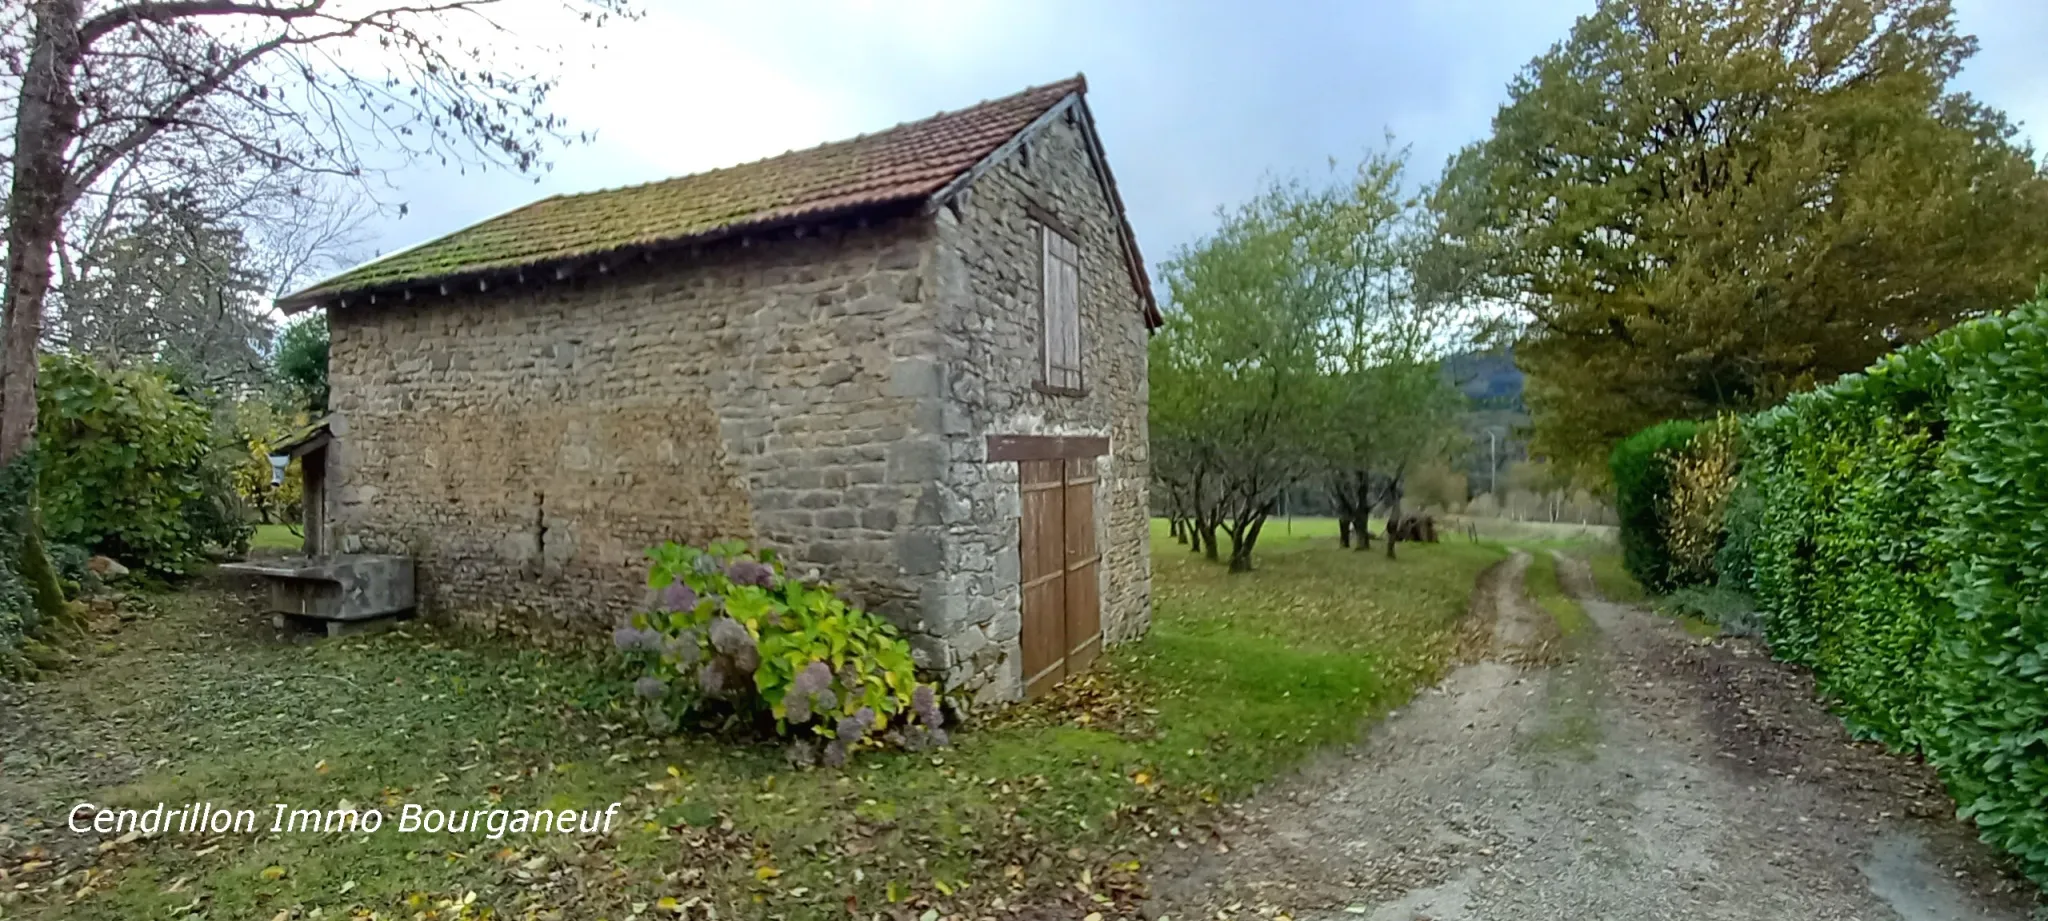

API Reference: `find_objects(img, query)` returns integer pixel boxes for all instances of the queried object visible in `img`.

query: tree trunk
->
[1384,486,1402,560]
[4,0,86,463]
[2,2,85,645]
[1226,511,1268,573]
[1200,521,1219,562]
[1338,517,1351,548]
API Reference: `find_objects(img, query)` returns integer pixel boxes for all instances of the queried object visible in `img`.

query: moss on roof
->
[284,77,1084,309]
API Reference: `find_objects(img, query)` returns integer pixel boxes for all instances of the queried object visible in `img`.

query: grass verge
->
[1584,548,1647,605]
[1523,551,1592,640]
[1516,552,1603,760]
[1,526,1503,920]
[248,523,303,553]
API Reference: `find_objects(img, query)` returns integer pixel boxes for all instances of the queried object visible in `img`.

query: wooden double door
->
[1018,456,1102,696]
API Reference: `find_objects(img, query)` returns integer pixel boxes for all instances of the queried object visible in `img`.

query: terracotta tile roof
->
[282,77,1088,309]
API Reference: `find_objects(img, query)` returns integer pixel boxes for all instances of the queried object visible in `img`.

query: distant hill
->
[1442,349,1530,496]
[1442,349,1524,411]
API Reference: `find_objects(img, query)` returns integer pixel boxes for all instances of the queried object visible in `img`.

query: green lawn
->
[248,523,303,552]
[8,526,1504,920]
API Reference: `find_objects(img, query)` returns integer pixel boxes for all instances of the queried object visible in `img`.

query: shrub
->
[1741,294,2048,884]
[1609,419,1698,593]
[1661,417,1740,587]
[616,539,947,765]
[229,400,306,526]
[1660,585,1762,637]
[1746,346,1948,743]
[1712,476,1764,595]
[1919,301,2048,883]
[36,354,226,572]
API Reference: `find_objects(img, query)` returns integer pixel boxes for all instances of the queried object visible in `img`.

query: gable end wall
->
[924,107,1154,702]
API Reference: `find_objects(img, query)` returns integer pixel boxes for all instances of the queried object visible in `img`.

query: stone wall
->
[323,104,1152,702]
[923,108,1154,702]
[326,219,949,638]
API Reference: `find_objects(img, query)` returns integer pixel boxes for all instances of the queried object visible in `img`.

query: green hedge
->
[1609,419,1699,594]
[1745,294,2048,882]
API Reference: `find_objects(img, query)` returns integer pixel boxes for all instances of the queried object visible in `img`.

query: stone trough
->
[220,554,416,636]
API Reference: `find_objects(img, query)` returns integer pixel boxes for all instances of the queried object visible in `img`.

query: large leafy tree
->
[49,190,275,388]
[2,0,635,467]
[1431,0,2048,465]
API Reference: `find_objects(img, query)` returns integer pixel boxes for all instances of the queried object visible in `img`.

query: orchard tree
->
[1432,0,2048,465]
[2,0,635,467]
[1292,147,1468,557]
[1154,186,1326,572]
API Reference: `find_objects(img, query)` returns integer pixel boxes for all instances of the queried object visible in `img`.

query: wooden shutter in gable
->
[1041,227,1083,392]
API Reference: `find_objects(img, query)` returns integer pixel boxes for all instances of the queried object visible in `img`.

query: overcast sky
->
[346,0,2048,283]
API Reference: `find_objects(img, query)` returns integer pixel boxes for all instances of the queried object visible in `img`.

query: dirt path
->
[1146,550,2039,921]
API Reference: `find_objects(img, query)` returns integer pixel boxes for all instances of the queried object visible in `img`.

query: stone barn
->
[278,76,1159,702]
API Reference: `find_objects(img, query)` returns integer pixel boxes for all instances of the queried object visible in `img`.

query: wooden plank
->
[1020,458,1065,484]
[986,434,1111,462]
[1020,483,1062,580]
[1022,576,1066,696]
[1065,479,1096,562]
[1065,559,1102,674]
[1061,471,1101,678]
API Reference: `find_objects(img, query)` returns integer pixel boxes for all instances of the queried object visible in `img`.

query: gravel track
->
[1146,549,2038,921]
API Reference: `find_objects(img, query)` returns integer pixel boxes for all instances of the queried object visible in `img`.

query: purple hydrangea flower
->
[791,661,832,697]
[912,685,944,730]
[660,581,698,612]
[708,617,752,656]
[785,694,812,724]
[822,740,848,768]
[663,630,701,665]
[726,560,774,588]
[634,676,666,699]
[613,626,661,653]
[834,714,869,747]
[697,659,731,698]
[706,620,760,676]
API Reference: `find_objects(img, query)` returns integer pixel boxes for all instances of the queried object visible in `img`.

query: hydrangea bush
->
[615,539,947,765]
